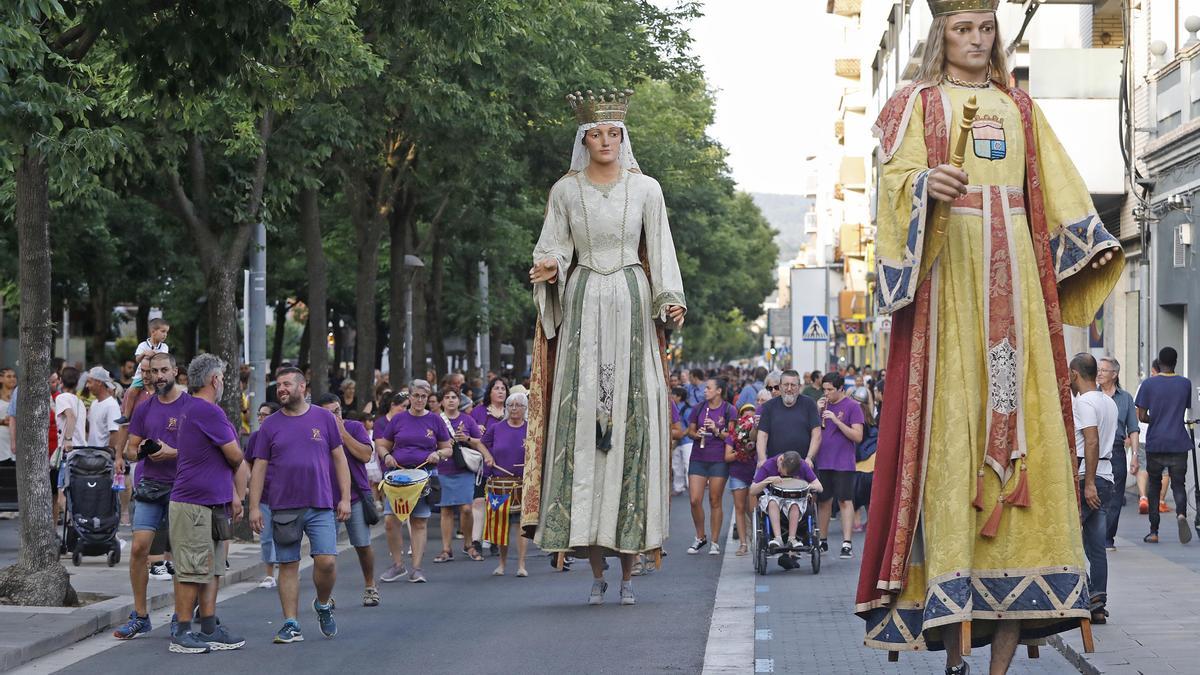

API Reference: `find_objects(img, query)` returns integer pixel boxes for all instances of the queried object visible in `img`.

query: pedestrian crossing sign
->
[801,315,829,342]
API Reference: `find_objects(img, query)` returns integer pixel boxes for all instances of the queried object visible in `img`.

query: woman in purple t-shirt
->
[724,404,758,557]
[481,391,529,577]
[434,390,489,563]
[374,380,451,584]
[468,377,508,549]
[685,379,736,556]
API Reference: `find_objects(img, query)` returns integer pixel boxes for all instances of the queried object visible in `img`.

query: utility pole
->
[479,261,490,377]
[248,222,267,430]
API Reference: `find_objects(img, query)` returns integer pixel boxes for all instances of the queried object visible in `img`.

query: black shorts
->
[817,469,855,503]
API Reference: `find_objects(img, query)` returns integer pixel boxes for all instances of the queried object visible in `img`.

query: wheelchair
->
[750,478,820,575]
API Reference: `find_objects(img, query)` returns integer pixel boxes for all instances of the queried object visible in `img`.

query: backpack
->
[855,424,878,463]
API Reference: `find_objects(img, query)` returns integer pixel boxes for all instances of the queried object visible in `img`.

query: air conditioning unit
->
[1174,224,1188,268]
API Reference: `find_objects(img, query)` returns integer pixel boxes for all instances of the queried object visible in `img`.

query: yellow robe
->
[865,84,1123,650]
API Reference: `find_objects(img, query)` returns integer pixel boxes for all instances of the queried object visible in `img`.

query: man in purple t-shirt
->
[161,354,248,654]
[316,393,379,608]
[114,352,187,641]
[812,372,864,560]
[249,367,351,644]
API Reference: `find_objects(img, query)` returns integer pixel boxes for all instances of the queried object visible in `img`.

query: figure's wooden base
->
[1080,618,1094,653]
[1027,645,1040,659]
[887,620,1091,666]
[960,621,971,656]
[887,651,898,662]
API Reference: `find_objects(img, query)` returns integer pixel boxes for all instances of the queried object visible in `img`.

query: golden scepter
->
[932,95,978,236]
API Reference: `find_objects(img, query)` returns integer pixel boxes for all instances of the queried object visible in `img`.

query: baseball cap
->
[86,366,116,389]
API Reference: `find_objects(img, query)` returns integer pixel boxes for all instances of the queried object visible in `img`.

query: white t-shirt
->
[54,392,87,449]
[87,396,121,448]
[1073,389,1118,483]
[0,396,11,462]
[132,340,169,385]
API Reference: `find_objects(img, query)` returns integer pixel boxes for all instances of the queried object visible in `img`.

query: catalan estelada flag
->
[483,481,519,544]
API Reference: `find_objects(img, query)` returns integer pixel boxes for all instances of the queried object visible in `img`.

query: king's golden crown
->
[928,0,999,16]
[566,88,633,125]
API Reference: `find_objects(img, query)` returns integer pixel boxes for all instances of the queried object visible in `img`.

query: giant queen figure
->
[855,2,1123,673]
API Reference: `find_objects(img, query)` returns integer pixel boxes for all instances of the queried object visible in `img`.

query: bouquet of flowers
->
[730,411,756,464]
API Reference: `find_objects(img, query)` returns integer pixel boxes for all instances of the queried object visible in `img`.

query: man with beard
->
[113,353,188,640]
[755,370,822,469]
[250,367,351,643]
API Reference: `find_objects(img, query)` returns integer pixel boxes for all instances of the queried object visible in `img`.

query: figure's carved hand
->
[1090,250,1115,270]
[529,259,559,284]
[928,164,969,203]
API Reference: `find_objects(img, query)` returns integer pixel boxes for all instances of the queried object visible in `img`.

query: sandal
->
[466,547,485,562]
[736,545,749,557]
[433,551,454,563]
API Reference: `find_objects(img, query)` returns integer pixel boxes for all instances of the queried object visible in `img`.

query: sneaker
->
[273,619,304,644]
[732,524,739,541]
[313,599,337,638]
[1138,497,1149,514]
[169,631,211,654]
[114,415,129,425]
[1179,515,1193,544]
[113,611,152,640]
[149,562,171,581]
[165,560,176,576]
[1160,501,1173,513]
[820,539,829,553]
[1144,532,1159,543]
[197,625,245,651]
[379,562,407,583]
[363,587,380,607]
[620,580,636,605]
[408,568,427,583]
[709,543,721,556]
[788,537,803,549]
[687,537,707,554]
[768,537,783,550]
[170,613,178,636]
[777,554,799,571]
[257,576,277,589]
[588,579,608,605]
[840,541,853,559]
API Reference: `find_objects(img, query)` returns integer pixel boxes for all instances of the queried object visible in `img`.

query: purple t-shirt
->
[383,410,451,468]
[689,401,736,463]
[816,396,865,472]
[724,412,757,484]
[170,396,239,505]
[482,420,527,478]
[470,404,506,434]
[128,392,190,485]
[246,430,272,503]
[258,404,343,510]
[373,413,393,441]
[332,419,373,503]
[753,457,817,484]
[438,413,482,476]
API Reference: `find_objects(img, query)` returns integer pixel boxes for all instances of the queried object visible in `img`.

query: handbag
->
[443,414,483,473]
[271,508,306,546]
[358,488,380,526]
[132,478,172,505]
[211,506,233,541]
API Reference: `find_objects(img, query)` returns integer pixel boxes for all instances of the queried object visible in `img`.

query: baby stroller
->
[59,447,122,567]
[751,478,820,575]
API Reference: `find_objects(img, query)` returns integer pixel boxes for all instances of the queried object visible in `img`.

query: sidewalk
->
[1052,484,1200,674]
[0,518,371,671]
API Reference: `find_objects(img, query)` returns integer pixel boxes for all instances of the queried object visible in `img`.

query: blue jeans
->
[1079,477,1111,605]
[1103,446,1126,547]
[340,500,372,548]
[259,504,276,565]
[131,498,169,532]
[273,508,338,563]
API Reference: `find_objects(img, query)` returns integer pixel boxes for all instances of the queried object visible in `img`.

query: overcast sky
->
[664,1,840,195]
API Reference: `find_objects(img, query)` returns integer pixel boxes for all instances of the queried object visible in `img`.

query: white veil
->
[569,121,640,173]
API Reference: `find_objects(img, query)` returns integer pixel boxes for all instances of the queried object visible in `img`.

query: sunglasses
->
[766,385,780,391]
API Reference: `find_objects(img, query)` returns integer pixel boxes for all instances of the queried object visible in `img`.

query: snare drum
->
[380,468,430,522]
[483,477,522,544]
[768,478,810,499]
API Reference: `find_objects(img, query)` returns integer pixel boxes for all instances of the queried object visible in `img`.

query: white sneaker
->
[148,562,171,581]
[709,543,721,556]
[768,538,783,549]
[257,576,277,589]
[687,537,707,554]
[788,537,803,549]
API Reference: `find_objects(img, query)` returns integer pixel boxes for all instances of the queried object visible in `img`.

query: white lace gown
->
[532,169,686,553]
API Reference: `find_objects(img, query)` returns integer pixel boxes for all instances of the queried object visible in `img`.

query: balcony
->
[835,58,861,80]
[1028,48,1124,195]
[826,0,861,17]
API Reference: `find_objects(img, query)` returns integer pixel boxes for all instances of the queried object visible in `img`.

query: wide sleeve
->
[531,179,575,340]
[641,177,687,325]
[875,94,938,315]
[1031,103,1123,326]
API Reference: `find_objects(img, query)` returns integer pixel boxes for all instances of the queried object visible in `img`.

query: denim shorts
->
[132,498,169,532]
[437,471,476,507]
[274,508,338,563]
[688,459,730,479]
[728,476,751,491]
[258,503,276,565]
[341,499,372,548]
[384,492,432,519]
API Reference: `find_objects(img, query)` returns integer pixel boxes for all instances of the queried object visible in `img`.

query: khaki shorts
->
[168,501,227,584]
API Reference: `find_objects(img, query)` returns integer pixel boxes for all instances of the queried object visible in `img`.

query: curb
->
[1047,634,1101,675]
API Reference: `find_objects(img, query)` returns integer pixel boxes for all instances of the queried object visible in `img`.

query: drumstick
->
[491,465,515,476]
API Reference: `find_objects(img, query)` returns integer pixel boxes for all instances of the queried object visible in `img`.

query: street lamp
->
[403,254,424,382]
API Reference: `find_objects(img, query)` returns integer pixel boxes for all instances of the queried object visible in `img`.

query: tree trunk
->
[513,320,529,381]
[270,299,287,372]
[300,188,328,399]
[135,299,150,346]
[205,265,243,423]
[387,199,412,388]
[2,145,76,606]
[426,235,446,376]
[351,213,385,408]
[411,271,428,380]
[297,318,310,370]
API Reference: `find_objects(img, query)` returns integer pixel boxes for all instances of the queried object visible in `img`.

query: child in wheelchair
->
[750,451,822,551]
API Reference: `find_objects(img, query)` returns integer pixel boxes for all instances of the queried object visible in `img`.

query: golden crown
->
[566,88,633,125]
[928,0,999,16]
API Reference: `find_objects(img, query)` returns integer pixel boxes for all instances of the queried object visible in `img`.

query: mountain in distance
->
[751,193,813,265]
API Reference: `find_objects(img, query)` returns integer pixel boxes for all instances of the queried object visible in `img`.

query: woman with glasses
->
[373,380,452,583]
[481,392,530,576]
